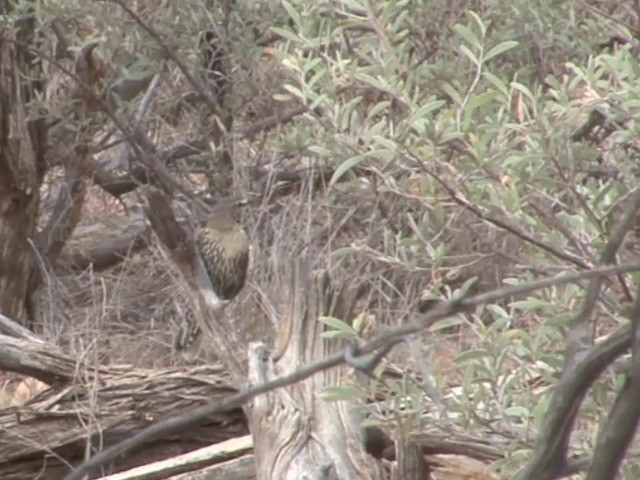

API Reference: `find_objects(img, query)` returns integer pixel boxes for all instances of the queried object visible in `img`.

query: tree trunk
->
[247,260,386,480]
[0,4,48,325]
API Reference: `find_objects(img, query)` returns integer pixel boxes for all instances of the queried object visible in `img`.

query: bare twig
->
[408,152,592,269]
[34,142,92,262]
[90,104,312,199]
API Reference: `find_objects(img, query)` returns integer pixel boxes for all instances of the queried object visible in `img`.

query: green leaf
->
[308,144,332,157]
[270,26,300,43]
[484,40,518,62]
[321,329,357,339]
[453,24,480,49]
[283,83,305,101]
[429,315,465,331]
[487,304,510,319]
[511,298,552,311]
[467,10,486,38]
[308,93,327,111]
[459,44,479,66]
[319,316,358,335]
[331,245,359,258]
[281,0,302,29]
[453,276,478,299]
[320,385,363,401]
[354,71,387,90]
[330,153,367,184]
[483,71,509,98]
[440,83,463,106]
[306,68,326,91]
[455,349,491,363]
[406,99,446,126]
[340,96,364,122]
[467,91,498,112]
[371,135,397,151]
[510,81,535,102]
[505,405,531,418]
[366,100,391,121]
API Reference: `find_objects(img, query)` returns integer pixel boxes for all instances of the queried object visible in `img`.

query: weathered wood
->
[0,333,76,384]
[247,259,385,480]
[392,436,427,480]
[0,362,245,479]
[166,454,256,480]
[96,435,253,480]
[60,218,151,272]
[0,315,245,479]
[0,6,48,324]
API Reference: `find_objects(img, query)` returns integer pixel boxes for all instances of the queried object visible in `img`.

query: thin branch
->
[99,0,218,112]
[129,71,162,127]
[408,153,592,269]
[91,104,312,199]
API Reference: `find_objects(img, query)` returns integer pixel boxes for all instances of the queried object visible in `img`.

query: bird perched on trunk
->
[174,197,249,356]
[197,197,250,301]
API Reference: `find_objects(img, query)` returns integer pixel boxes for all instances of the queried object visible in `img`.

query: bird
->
[196,197,250,300]
[174,197,249,356]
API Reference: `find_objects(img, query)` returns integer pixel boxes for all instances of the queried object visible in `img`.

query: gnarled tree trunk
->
[0,4,48,325]
[247,260,386,480]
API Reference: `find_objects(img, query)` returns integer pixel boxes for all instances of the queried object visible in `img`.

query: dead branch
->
[0,313,47,342]
[0,333,77,384]
[166,454,255,480]
[60,223,152,272]
[95,436,253,480]
[34,142,93,263]
[0,313,245,479]
[586,283,640,478]
[91,103,314,200]
[0,362,244,480]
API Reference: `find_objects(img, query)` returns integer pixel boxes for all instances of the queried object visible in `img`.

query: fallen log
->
[0,314,246,480]
[95,435,253,480]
